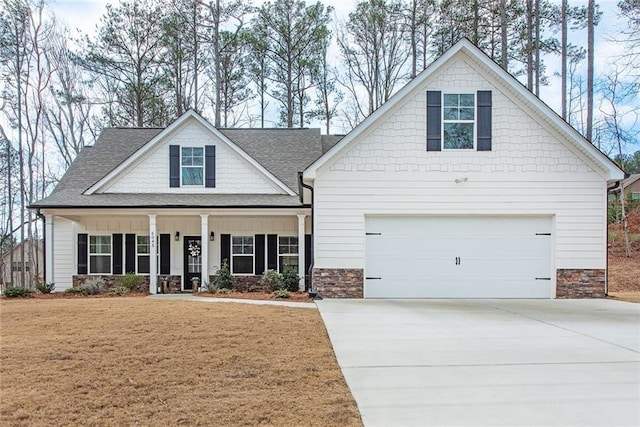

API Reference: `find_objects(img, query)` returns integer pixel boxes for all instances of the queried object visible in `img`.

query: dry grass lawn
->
[0,298,362,426]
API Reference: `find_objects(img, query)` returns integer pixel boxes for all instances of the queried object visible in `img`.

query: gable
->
[304,39,623,182]
[96,117,289,195]
[327,57,601,177]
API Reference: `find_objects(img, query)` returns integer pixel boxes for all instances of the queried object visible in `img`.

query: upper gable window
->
[181,147,204,186]
[443,94,475,149]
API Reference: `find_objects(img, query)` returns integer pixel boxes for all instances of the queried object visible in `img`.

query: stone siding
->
[556,269,606,298]
[312,268,363,298]
[73,275,149,292]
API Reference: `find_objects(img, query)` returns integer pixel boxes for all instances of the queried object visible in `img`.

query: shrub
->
[206,281,219,293]
[216,287,233,294]
[35,282,55,294]
[119,273,141,291]
[260,269,283,291]
[65,286,88,295]
[4,286,32,298]
[272,289,290,299]
[83,278,105,295]
[112,285,130,296]
[212,260,235,290]
[281,269,301,292]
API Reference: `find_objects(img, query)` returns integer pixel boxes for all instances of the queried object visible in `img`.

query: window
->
[278,236,299,274]
[443,93,475,149]
[89,235,111,274]
[11,262,22,272]
[137,235,150,274]
[232,236,253,274]
[181,147,204,186]
[630,192,640,201]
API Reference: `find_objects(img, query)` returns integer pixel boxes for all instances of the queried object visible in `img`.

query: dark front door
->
[183,236,201,291]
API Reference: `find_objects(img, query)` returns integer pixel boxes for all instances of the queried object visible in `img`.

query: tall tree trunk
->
[193,0,199,113]
[214,0,221,127]
[586,0,594,141]
[526,0,533,90]
[534,0,540,96]
[561,0,567,119]
[500,0,508,70]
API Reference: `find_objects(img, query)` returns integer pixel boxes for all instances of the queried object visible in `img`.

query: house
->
[0,239,44,289]
[31,40,624,298]
[622,174,640,201]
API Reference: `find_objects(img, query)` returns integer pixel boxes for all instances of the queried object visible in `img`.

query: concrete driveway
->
[316,299,640,426]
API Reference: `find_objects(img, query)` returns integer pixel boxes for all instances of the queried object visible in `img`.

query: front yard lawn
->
[0,298,362,426]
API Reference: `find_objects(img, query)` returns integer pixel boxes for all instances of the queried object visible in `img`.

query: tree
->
[586,0,595,141]
[217,30,252,127]
[79,0,171,127]
[310,37,343,134]
[254,0,332,128]
[617,0,640,75]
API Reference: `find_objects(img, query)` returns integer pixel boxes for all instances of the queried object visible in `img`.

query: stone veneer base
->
[556,269,605,298]
[312,268,363,298]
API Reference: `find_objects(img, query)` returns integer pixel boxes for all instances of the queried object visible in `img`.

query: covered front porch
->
[43,208,311,294]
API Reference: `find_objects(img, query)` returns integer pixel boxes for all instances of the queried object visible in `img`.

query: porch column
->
[148,214,157,294]
[297,214,305,291]
[200,214,209,291]
[45,213,54,284]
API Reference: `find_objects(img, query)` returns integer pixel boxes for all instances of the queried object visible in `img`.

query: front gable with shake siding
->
[303,39,624,299]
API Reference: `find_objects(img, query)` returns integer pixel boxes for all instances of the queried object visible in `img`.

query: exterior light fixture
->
[175,231,180,241]
[210,231,215,241]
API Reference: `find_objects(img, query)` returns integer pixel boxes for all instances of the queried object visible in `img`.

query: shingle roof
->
[623,174,640,187]
[32,123,334,208]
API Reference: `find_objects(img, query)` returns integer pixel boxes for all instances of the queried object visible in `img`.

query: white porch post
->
[149,214,157,294]
[44,214,54,284]
[200,214,209,291]
[297,214,305,291]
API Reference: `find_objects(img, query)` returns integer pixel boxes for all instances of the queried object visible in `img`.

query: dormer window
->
[181,147,204,186]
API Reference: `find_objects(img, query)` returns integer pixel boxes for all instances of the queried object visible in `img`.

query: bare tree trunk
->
[500,0,508,70]
[193,0,199,113]
[586,0,594,141]
[561,0,567,119]
[534,0,540,96]
[214,0,221,127]
[526,0,533,90]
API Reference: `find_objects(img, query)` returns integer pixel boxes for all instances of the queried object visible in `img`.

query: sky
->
[45,0,636,140]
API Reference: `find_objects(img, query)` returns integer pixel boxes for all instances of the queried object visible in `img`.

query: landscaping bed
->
[194,290,312,302]
[0,298,362,426]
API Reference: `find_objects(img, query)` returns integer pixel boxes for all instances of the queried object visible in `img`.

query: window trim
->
[442,92,476,151]
[231,235,254,275]
[180,146,205,187]
[88,234,112,275]
[278,236,299,274]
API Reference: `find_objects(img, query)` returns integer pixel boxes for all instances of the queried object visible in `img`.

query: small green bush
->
[35,282,55,294]
[212,260,235,290]
[272,289,291,299]
[260,269,283,291]
[65,286,88,295]
[83,278,105,295]
[4,287,33,298]
[281,269,301,292]
[119,273,141,291]
[112,285,130,296]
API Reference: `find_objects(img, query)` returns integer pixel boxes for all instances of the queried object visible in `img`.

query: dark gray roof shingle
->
[33,123,332,208]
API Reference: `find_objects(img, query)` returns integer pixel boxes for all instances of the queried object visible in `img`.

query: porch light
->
[175,231,180,241]
[209,231,215,241]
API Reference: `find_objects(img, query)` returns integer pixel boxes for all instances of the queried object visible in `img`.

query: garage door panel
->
[365,216,553,298]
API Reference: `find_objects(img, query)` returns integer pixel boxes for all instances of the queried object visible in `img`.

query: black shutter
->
[426,91,442,151]
[125,234,136,273]
[205,145,216,188]
[77,233,88,274]
[254,234,265,275]
[477,90,492,151]
[160,234,170,275]
[112,234,123,275]
[169,145,180,187]
[267,234,278,271]
[220,234,231,266]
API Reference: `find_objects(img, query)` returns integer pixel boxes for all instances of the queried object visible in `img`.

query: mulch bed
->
[194,291,313,303]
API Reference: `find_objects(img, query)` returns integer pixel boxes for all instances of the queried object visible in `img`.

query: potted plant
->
[191,277,201,292]
[160,276,169,294]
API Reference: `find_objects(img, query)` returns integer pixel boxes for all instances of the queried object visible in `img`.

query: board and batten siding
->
[52,216,76,291]
[104,121,284,194]
[313,56,608,272]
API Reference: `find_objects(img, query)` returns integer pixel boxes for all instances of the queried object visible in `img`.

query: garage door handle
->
[366,277,382,280]
[455,256,461,265]
[535,277,551,280]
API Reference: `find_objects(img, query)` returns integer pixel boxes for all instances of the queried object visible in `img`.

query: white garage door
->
[365,216,553,298]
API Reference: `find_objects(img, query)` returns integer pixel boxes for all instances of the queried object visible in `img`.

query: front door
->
[183,236,202,291]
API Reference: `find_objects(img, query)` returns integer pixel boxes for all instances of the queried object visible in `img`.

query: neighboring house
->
[622,174,640,201]
[31,40,623,298]
[0,239,44,289]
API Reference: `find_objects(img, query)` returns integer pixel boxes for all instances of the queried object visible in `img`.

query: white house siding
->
[313,56,608,273]
[52,216,76,291]
[105,121,284,194]
[51,214,309,289]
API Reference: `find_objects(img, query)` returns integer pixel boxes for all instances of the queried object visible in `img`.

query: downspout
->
[298,172,315,296]
[605,178,624,297]
[36,208,45,285]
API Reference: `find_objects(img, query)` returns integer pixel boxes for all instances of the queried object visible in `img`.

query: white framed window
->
[89,235,111,274]
[181,147,204,186]
[278,236,299,274]
[137,235,150,274]
[630,192,640,201]
[231,236,254,275]
[443,93,475,149]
